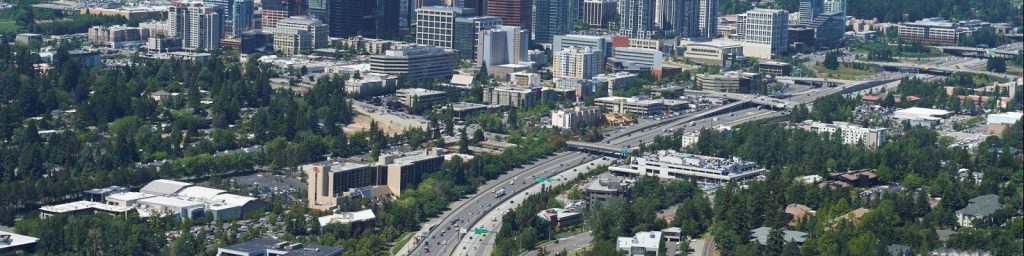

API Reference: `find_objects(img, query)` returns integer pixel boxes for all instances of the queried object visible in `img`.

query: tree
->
[824,51,841,70]
[766,227,785,256]
[459,126,470,153]
[987,58,1007,73]
[472,128,485,143]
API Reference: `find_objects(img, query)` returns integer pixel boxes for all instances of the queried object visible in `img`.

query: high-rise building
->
[308,0,328,22]
[742,8,788,58]
[453,16,503,60]
[416,6,475,49]
[824,0,845,17]
[798,0,823,26]
[618,0,657,38]
[229,0,253,37]
[697,0,717,38]
[533,0,578,43]
[261,0,304,28]
[477,25,529,65]
[583,0,616,27]
[658,0,699,37]
[552,46,602,79]
[272,16,327,55]
[329,0,399,38]
[169,2,222,51]
[487,0,531,29]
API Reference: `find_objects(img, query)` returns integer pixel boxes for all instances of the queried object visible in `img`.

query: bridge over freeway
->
[686,90,794,110]
[851,61,1020,80]
[933,46,1021,59]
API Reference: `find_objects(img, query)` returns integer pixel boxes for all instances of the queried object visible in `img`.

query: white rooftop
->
[140,179,193,196]
[0,231,38,250]
[139,196,205,209]
[40,201,133,214]
[894,107,952,118]
[318,209,377,226]
[177,186,227,201]
[617,231,662,252]
[106,192,155,202]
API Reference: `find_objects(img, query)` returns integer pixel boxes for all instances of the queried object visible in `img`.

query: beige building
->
[552,46,603,80]
[272,16,327,55]
[305,149,445,210]
[396,88,447,107]
[595,96,665,116]
[551,106,602,129]
[696,71,760,93]
[483,86,542,107]
[682,40,742,67]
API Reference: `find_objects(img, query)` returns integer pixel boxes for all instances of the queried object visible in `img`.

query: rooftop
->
[0,231,38,250]
[749,227,808,245]
[140,179,193,196]
[893,107,952,118]
[957,194,1003,217]
[139,196,205,208]
[617,231,662,250]
[106,192,156,202]
[318,209,377,226]
[40,200,133,214]
[219,239,343,256]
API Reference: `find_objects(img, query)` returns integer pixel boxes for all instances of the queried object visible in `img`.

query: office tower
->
[698,0,717,37]
[553,34,611,59]
[618,0,657,38]
[824,0,845,17]
[659,0,699,37]
[230,0,253,37]
[583,0,616,27]
[458,0,486,16]
[799,0,823,26]
[329,0,399,38]
[533,0,578,43]
[552,46,602,79]
[308,0,328,22]
[261,0,305,28]
[416,6,475,49]
[169,2,222,51]
[487,0,531,29]
[454,16,503,60]
[743,8,788,57]
[477,25,529,65]
[273,16,328,55]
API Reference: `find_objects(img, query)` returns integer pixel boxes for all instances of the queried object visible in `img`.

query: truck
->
[494,189,506,198]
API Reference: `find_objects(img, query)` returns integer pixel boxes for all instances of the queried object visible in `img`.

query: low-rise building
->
[14,33,43,45]
[509,72,542,87]
[609,47,663,72]
[799,121,889,148]
[217,239,343,256]
[785,204,814,227]
[39,201,133,219]
[758,61,793,76]
[0,231,38,253]
[617,231,662,256]
[396,88,447,107]
[305,149,446,210]
[595,96,666,116]
[369,45,457,81]
[345,73,398,96]
[956,194,1003,227]
[750,227,808,245]
[696,72,761,93]
[898,18,991,45]
[610,150,767,184]
[986,112,1022,136]
[483,86,542,107]
[892,107,952,128]
[537,208,582,227]
[683,40,744,67]
[593,72,638,96]
[680,131,699,149]
[582,175,632,203]
[318,209,376,229]
[550,106,602,130]
[88,25,150,47]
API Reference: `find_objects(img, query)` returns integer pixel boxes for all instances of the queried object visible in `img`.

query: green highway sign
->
[473,228,490,234]
[535,177,551,183]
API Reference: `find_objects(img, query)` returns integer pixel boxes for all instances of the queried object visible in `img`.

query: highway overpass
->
[934,46,1021,59]
[852,61,1020,80]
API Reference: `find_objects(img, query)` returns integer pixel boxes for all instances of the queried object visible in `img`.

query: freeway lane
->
[407,151,595,256]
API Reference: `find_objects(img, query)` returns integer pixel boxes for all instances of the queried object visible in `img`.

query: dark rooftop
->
[219,239,343,256]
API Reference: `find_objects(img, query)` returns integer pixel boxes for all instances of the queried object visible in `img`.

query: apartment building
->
[609,150,767,184]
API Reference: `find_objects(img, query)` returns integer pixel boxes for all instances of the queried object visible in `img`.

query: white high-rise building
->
[169,2,222,51]
[698,0,718,38]
[824,0,846,17]
[552,47,602,80]
[550,106,601,130]
[618,0,657,38]
[741,8,788,58]
[798,0,823,26]
[800,121,888,148]
[477,25,530,66]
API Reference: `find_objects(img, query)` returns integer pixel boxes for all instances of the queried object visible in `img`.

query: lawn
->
[814,63,880,80]
[0,21,21,33]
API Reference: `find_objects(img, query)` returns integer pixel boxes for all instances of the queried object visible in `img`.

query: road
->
[520,232,595,256]
[404,151,597,256]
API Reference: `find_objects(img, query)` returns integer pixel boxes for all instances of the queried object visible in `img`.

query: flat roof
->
[140,179,193,196]
[894,107,952,117]
[318,209,376,226]
[177,186,227,201]
[210,193,259,206]
[139,196,204,208]
[106,192,155,202]
[0,231,39,250]
[750,227,807,245]
[40,201,133,214]
[220,239,344,256]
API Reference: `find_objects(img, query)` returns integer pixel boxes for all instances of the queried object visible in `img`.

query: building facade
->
[305,149,445,210]
[741,8,788,58]
[477,26,530,65]
[583,0,616,27]
[483,86,542,107]
[328,0,400,38]
[551,106,601,129]
[610,150,767,183]
[453,16,503,60]
[396,88,448,107]
[487,0,532,29]
[698,0,718,38]
[552,47,603,80]
[168,2,222,51]
[800,121,888,148]
[898,18,990,45]
[272,16,327,55]
[416,6,475,49]
[618,0,657,38]
[369,45,457,81]
[659,0,699,37]
[533,0,579,43]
